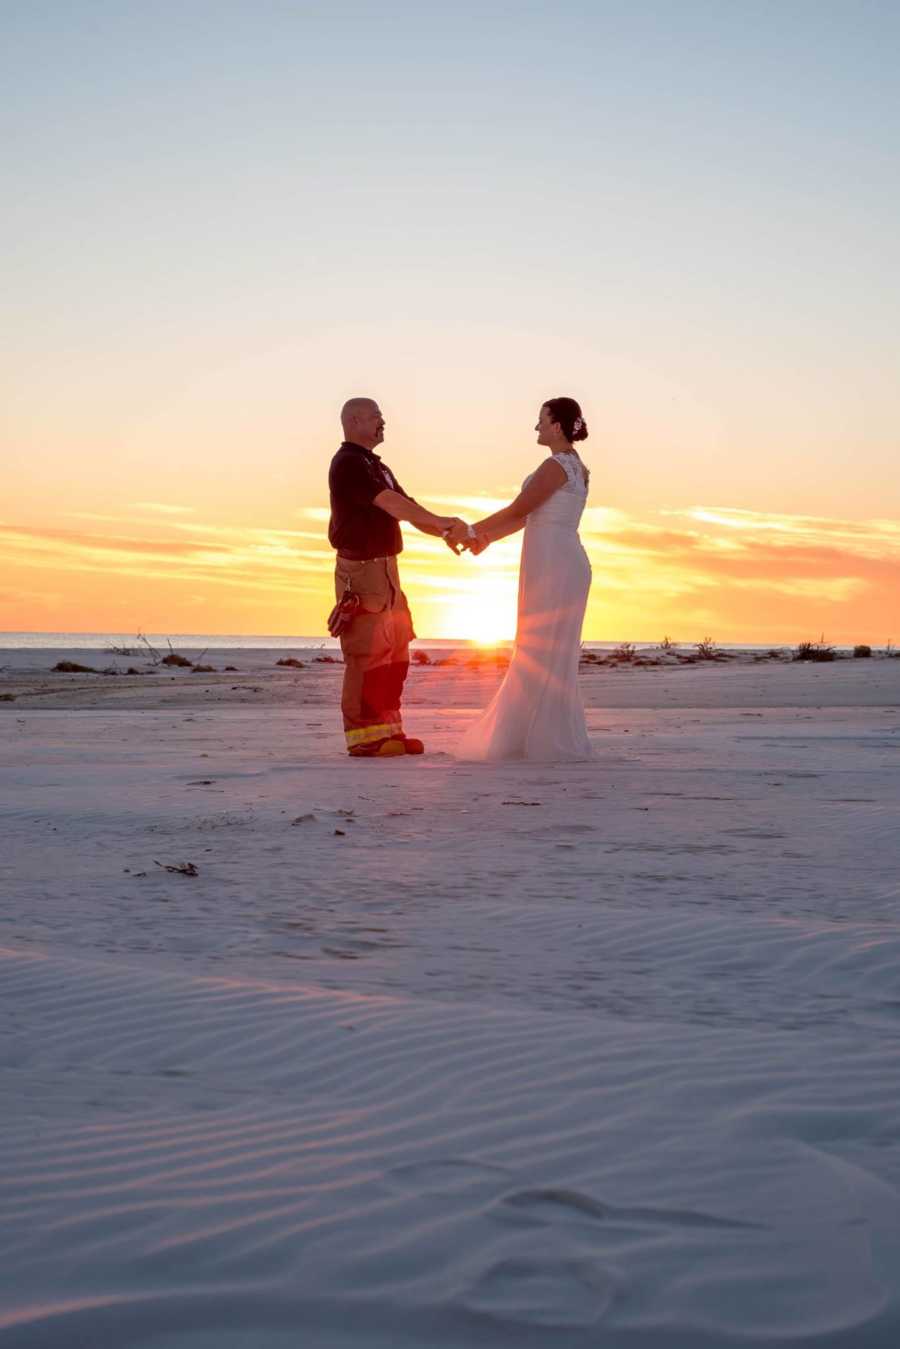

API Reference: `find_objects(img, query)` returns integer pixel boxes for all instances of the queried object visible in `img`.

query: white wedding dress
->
[456,452,593,762]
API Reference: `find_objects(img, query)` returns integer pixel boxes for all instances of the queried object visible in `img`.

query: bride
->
[450,397,594,762]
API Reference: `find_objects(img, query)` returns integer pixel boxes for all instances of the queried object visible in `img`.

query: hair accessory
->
[572,417,583,434]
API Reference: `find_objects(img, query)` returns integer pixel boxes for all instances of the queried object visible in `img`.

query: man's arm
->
[468,459,567,547]
[373,488,464,540]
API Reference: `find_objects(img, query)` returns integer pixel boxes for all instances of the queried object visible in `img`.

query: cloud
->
[0,522,336,600]
[4,499,899,638]
[666,506,900,549]
[0,584,62,607]
[131,502,196,515]
[67,512,144,525]
[591,516,900,589]
[426,493,511,515]
[169,520,327,544]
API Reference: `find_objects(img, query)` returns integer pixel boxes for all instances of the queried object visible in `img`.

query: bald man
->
[328,398,467,757]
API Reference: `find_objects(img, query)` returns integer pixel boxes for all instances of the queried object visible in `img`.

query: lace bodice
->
[523,453,588,531]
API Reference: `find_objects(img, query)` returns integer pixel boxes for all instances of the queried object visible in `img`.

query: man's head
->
[341,398,385,450]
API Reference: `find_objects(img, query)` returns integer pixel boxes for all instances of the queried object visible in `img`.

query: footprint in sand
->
[319,942,374,960]
[498,1187,763,1231]
[543,823,596,834]
[722,827,787,840]
[464,1254,618,1326]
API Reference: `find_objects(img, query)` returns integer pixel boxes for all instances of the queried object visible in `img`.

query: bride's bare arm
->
[473,458,567,546]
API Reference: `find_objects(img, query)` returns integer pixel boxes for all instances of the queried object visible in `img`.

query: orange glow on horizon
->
[1,501,899,646]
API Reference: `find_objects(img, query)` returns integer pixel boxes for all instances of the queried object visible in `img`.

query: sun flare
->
[439,578,518,644]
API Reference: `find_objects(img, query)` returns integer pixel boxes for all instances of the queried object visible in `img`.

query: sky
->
[3,0,899,643]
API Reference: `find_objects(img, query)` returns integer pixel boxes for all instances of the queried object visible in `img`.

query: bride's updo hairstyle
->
[543,397,588,442]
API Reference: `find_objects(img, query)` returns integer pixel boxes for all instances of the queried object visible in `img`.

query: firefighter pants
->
[335,555,415,751]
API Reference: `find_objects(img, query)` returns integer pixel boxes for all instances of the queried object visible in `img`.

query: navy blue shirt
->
[328,442,414,557]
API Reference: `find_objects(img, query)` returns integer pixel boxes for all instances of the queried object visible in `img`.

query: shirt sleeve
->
[387,476,416,505]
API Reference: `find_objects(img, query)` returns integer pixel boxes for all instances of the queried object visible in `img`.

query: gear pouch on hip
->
[327,586,361,637]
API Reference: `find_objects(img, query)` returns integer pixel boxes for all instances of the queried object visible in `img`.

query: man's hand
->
[442,518,472,553]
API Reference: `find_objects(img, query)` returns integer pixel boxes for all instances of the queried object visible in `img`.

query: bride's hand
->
[441,518,470,553]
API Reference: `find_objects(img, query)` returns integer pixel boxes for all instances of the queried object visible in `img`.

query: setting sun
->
[438,577,518,644]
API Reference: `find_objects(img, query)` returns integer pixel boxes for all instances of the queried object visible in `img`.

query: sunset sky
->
[3,0,899,644]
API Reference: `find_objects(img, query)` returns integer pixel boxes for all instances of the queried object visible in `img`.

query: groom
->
[328,397,469,758]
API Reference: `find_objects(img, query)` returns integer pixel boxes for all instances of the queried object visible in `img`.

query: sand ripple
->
[3,947,900,1346]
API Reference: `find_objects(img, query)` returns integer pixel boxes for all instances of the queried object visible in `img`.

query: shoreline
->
[2,650,900,718]
[2,630,896,653]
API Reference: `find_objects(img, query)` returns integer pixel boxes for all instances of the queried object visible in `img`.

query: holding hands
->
[440,518,489,556]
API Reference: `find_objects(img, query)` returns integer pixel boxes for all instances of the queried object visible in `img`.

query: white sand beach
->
[2,647,900,1346]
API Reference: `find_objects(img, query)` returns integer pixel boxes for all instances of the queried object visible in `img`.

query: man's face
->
[355,403,385,449]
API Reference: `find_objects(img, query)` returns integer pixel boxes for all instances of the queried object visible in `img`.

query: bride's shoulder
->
[555,452,589,488]
[539,456,569,483]
[527,456,566,478]
[521,457,566,495]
